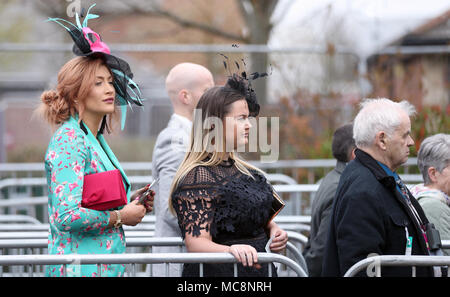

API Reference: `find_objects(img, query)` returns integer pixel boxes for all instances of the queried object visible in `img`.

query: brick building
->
[367,10,450,109]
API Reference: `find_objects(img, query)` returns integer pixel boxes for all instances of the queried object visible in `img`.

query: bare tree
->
[118,0,283,104]
[34,0,296,104]
[235,0,279,104]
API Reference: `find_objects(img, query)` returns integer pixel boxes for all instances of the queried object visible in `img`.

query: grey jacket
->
[303,161,346,277]
[151,114,191,276]
[411,184,450,256]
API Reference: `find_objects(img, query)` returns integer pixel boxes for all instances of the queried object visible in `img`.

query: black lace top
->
[171,159,277,277]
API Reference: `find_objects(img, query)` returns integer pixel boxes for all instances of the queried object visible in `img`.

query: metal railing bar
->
[0,233,315,252]
[0,252,307,277]
[344,255,450,277]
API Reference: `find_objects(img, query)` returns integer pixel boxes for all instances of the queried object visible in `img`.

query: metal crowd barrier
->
[0,170,422,219]
[0,214,311,224]
[0,174,298,194]
[0,230,309,277]
[0,231,308,251]
[0,215,41,225]
[0,222,310,244]
[0,185,317,220]
[0,231,157,239]
[0,162,153,178]
[0,230,444,251]
[0,238,307,272]
[0,176,156,198]
[0,173,314,218]
[0,237,182,250]
[0,232,309,263]
[0,214,312,225]
[344,255,450,277]
[0,229,308,245]
[0,252,307,277]
[0,181,422,217]
[0,159,419,179]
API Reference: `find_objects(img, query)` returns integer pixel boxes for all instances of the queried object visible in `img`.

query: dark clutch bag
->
[269,190,285,221]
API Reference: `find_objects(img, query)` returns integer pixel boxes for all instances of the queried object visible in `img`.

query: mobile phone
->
[137,177,159,204]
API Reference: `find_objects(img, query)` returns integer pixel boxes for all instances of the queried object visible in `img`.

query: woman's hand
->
[228,244,261,269]
[267,222,288,253]
[120,199,146,226]
[131,184,155,213]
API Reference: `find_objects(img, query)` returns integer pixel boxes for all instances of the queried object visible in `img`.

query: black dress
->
[171,159,277,277]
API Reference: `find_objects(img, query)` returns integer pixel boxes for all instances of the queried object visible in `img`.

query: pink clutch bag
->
[81,169,127,211]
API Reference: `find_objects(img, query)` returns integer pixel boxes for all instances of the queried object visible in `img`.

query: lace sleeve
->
[172,185,218,239]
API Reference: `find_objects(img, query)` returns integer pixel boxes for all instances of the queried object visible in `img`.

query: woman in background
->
[411,133,450,255]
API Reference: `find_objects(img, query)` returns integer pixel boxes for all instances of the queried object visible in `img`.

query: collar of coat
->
[354,148,398,190]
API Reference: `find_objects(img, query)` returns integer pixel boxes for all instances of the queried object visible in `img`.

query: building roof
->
[271,0,450,57]
[394,9,450,46]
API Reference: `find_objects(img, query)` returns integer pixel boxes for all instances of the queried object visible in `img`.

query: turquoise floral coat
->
[44,116,131,277]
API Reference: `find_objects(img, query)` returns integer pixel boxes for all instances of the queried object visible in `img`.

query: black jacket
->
[321,149,434,277]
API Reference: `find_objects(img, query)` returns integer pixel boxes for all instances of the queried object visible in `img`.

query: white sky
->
[271,0,450,57]
[274,0,450,23]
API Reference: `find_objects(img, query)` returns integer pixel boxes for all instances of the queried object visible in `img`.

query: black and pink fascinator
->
[47,3,143,130]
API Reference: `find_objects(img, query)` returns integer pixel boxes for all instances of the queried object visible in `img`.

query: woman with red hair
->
[37,5,154,277]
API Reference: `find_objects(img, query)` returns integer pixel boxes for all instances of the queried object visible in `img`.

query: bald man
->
[151,63,214,277]
[164,63,214,121]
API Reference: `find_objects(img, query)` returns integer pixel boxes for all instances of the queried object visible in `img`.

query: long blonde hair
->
[168,86,264,213]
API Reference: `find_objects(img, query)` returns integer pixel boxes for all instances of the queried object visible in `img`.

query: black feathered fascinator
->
[46,3,143,130]
[225,74,260,117]
[220,53,272,117]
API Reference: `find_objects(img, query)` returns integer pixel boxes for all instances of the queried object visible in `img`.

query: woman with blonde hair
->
[170,74,288,277]
[38,6,154,277]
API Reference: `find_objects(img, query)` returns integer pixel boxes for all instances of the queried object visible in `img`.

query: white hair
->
[417,133,450,185]
[353,98,416,148]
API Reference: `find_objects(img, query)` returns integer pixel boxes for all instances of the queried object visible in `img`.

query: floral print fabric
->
[45,117,128,277]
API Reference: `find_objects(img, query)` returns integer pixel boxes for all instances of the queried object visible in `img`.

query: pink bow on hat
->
[82,27,111,54]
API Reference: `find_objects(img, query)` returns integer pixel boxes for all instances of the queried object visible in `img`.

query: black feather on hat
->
[220,53,271,117]
[225,74,260,117]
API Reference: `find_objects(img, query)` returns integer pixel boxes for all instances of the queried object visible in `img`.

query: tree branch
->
[122,2,248,42]
[151,7,248,42]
